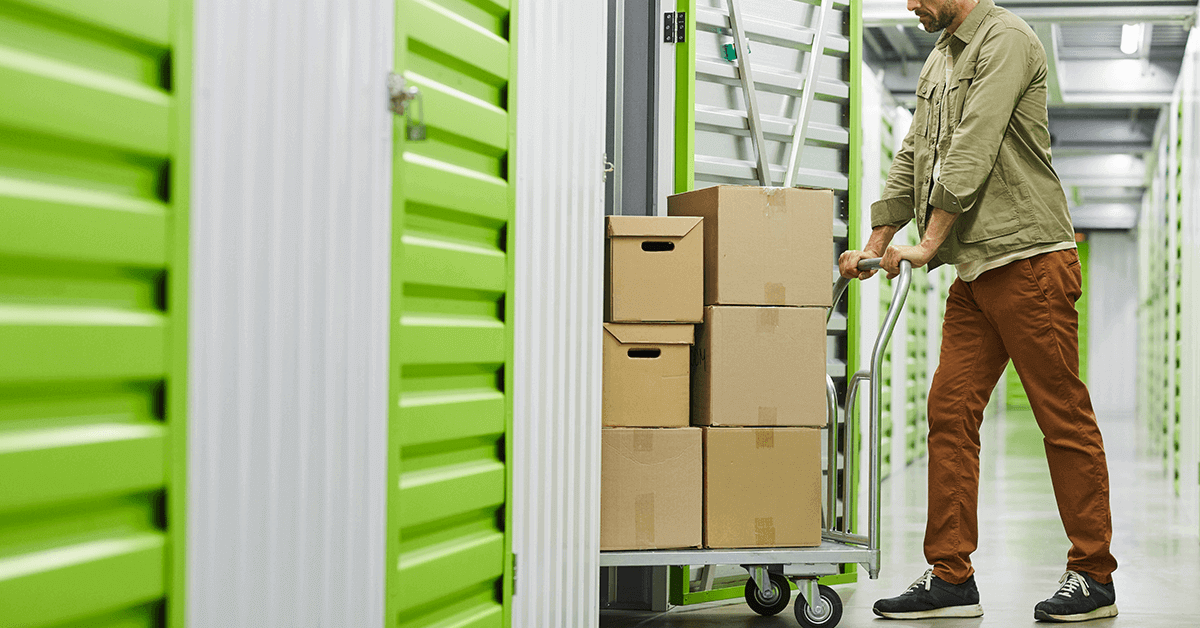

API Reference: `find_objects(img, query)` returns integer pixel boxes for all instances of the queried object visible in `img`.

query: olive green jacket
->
[870,0,1074,268]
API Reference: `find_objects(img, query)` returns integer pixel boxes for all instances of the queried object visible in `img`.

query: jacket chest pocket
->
[949,61,976,129]
[914,77,938,138]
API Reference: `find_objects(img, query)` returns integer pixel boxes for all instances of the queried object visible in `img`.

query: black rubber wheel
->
[794,584,842,628]
[744,572,791,616]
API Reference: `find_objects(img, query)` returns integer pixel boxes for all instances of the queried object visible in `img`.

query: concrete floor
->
[600,409,1200,627]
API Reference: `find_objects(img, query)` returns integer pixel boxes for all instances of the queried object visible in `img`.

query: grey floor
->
[600,409,1200,627]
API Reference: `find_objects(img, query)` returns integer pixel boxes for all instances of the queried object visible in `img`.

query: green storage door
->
[0,1,189,626]
[388,0,515,626]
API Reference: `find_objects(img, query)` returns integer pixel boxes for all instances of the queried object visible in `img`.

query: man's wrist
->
[916,241,937,263]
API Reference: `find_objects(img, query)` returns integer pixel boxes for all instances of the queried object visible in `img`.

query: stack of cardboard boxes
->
[601,215,705,550]
[601,186,834,551]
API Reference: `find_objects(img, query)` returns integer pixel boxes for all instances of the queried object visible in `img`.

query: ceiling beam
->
[1060,175,1146,187]
[1033,24,1065,106]
[863,28,886,60]
[864,1,1199,26]
[1070,203,1139,230]
[1053,145,1154,156]
[880,24,920,60]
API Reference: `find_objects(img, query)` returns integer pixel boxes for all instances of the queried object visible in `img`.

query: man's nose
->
[907,0,919,11]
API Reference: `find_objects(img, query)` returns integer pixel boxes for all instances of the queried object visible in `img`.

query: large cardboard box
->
[693,306,827,427]
[704,427,822,548]
[668,186,834,307]
[603,323,693,427]
[601,428,703,550]
[605,216,704,323]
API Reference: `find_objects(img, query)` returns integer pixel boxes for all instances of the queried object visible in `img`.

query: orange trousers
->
[925,249,1117,585]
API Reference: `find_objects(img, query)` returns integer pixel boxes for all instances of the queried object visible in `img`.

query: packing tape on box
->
[633,431,654,452]
[755,517,776,545]
[757,309,779,331]
[764,187,785,216]
[758,407,778,426]
[756,429,775,449]
[764,283,786,305]
[636,493,655,545]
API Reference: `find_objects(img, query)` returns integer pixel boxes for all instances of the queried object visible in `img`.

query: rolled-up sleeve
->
[930,26,1035,214]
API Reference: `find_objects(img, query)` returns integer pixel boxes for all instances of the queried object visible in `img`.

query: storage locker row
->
[1138,35,1200,530]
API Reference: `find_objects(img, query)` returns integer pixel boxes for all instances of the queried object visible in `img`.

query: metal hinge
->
[664,12,686,43]
[387,72,427,141]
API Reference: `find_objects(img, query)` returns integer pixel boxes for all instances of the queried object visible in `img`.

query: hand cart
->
[599,259,912,627]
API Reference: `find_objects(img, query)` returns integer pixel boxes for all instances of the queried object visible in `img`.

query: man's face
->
[906,0,958,33]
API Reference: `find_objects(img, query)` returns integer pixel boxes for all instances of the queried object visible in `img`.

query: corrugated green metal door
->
[388,0,515,626]
[0,1,190,627]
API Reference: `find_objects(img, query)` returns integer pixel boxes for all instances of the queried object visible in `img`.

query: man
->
[839,0,1118,623]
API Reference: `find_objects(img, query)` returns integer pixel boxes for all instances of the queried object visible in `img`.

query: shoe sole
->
[874,604,984,619]
[1034,604,1118,623]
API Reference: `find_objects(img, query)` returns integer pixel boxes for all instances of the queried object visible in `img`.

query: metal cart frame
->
[600,259,912,627]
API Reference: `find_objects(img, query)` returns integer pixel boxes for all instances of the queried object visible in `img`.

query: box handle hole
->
[641,241,675,252]
[628,348,662,359]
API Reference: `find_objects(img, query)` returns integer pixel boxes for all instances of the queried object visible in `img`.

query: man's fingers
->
[840,250,872,279]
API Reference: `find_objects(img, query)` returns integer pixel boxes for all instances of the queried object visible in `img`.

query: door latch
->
[387,72,427,141]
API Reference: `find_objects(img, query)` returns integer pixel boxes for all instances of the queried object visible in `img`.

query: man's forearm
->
[918,207,959,256]
[864,224,901,257]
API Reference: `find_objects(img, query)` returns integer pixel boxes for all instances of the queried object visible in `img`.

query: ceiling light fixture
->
[1120,23,1144,55]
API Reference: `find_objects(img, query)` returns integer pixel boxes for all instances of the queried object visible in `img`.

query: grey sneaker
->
[1034,571,1118,623]
[873,569,984,619]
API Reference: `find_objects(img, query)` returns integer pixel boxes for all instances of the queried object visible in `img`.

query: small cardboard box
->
[693,306,827,427]
[605,216,704,323]
[668,186,834,307]
[601,428,703,550]
[603,323,694,427]
[704,427,822,548]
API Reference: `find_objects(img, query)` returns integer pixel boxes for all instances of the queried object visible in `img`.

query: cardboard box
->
[605,216,704,323]
[601,428,703,550]
[603,323,693,427]
[668,186,834,307]
[704,427,822,548]
[693,306,828,427]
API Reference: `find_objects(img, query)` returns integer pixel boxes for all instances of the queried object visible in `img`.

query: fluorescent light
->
[1121,23,1144,55]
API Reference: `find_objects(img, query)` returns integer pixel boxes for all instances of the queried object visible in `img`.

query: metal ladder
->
[723,0,837,187]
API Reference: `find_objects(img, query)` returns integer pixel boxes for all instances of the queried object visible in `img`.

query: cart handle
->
[825,258,911,578]
[830,258,889,319]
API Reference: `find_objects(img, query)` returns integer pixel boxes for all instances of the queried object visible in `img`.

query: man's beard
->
[918,0,958,32]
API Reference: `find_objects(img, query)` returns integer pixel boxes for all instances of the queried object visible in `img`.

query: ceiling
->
[862,0,1200,230]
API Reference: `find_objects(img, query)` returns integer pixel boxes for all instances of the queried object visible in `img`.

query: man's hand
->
[876,206,957,278]
[843,223,902,280]
[839,249,881,280]
[880,243,936,278]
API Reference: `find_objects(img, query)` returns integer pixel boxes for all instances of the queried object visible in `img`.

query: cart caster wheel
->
[794,584,842,628]
[744,572,791,616]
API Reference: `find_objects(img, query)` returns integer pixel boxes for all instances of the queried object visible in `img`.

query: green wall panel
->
[389,0,515,626]
[0,0,189,626]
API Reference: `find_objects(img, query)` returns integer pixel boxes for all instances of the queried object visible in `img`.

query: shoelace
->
[906,569,935,593]
[1055,571,1091,598]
